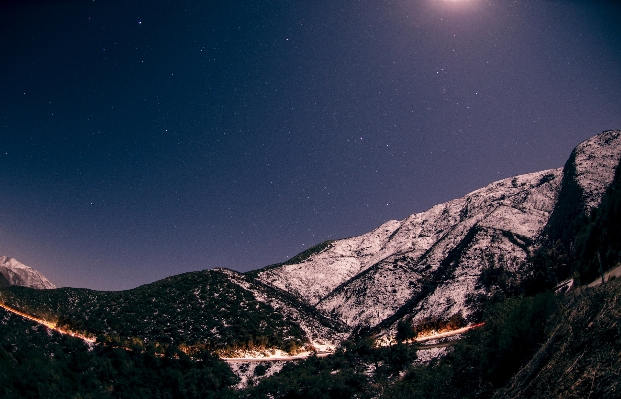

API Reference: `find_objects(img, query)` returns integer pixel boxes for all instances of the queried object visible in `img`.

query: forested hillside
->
[0,306,238,399]
[0,270,307,355]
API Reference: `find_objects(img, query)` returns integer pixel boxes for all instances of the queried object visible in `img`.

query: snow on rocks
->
[256,219,405,305]
[227,360,287,389]
[316,260,422,327]
[288,169,563,328]
[0,256,56,289]
[571,130,621,213]
[414,346,450,364]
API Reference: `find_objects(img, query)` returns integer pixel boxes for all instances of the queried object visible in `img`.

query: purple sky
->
[1,0,620,290]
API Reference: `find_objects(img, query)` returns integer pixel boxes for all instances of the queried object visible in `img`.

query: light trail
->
[376,322,486,348]
[0,301,486,363]
[0,301,326,363]
[0,302,96,343]
[414,322,485,343]
[222,352,332,363]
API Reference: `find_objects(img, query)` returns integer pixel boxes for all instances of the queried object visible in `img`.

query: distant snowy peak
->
[0,256,56,289]
[571,130,621,212]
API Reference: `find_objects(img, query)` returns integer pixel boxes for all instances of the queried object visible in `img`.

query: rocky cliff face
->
[253,130,621,331]
[545,130,621,248]
[571,130,621,212]
[0,256,56,289]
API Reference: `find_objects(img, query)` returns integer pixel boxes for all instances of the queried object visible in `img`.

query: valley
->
[1,130,621,398]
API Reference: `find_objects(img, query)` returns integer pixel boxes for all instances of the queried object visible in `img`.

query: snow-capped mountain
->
[2,130,620,352]
[253,130,621,330]
[257,169,562,327]
[0,256,56,289]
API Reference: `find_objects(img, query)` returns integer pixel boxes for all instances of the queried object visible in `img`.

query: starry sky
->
[1,0,620,291]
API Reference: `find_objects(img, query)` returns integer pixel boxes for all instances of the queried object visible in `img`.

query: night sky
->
[1,1,620,291]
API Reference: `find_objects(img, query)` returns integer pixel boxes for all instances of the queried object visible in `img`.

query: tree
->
[395,320,415,344]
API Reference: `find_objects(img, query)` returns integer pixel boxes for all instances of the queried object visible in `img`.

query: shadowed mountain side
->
[493,278,621,399]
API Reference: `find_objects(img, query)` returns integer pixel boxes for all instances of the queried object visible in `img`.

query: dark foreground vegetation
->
[0,288,568,399]
[382,292,561,399]
[242,280,621,399]
[0,270,307,355]
[237,291,561,399]
[0,307,238,399]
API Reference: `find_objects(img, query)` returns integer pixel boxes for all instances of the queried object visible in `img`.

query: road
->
[222,352,333,363]
[0,300,483,363]
[0,302,96,343]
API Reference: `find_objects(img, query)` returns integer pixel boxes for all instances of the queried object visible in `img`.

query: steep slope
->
[573,152,621,283]
[216,268,350,348]
[493,278,621,399]
[255,219,404,305]
[571,130,621,212]
[317,169,562,327]
[0,256,55,289]
[253,130,621,330]
[545,130,621,248]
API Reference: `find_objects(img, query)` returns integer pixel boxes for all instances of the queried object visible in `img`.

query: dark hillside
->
[0,306,238,399]
[0,269,307,355]
[574,158,621,283]
[543,149,589,251]
[494,278,621,399]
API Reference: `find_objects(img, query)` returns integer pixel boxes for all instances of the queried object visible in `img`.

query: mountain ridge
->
[2,129,621,355]
[252,130,621,333]
[254,168,564,328]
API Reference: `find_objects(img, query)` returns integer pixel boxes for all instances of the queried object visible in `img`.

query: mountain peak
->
[252,130,621,330]
[0,256,56,289]
[572,130,621,212]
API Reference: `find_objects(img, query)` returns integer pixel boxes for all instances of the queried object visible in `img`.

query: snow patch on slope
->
[256,219,403,305]
[228,360,287,389]
[317,261,422,327]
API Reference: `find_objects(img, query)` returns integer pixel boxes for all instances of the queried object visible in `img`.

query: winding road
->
[0,301,483,363]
